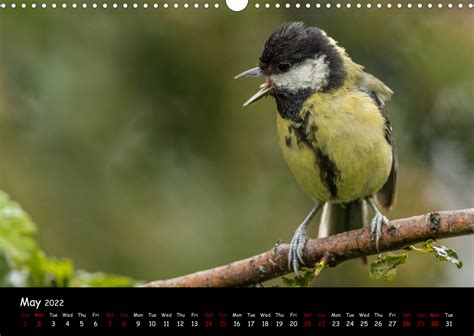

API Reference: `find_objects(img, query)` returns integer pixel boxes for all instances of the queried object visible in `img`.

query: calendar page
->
[0,0,473,335]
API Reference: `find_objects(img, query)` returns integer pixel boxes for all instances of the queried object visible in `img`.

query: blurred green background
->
[0,4,472,286]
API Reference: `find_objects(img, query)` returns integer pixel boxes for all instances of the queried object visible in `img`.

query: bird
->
[235,22,397,276]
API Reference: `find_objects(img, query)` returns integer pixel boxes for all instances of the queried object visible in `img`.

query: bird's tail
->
[318,200,368,238]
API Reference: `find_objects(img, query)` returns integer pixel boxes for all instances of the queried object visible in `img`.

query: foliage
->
[0,191,138,287]
[283,238,464,286]
[282,256,328,287]
[368,240,463,282]
[369,253,408,281]
[70,271,139,287]
[410,240,463,269]
[282,267,316,287]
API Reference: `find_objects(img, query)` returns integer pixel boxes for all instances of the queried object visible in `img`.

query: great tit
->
[235,22,397,275]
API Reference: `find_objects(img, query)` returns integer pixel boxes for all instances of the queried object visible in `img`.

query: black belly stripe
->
[316,148,339,198]
[275,88,340,199]
[288,113,340,199]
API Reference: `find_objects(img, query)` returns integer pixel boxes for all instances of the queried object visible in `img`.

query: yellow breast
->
[276,89,392,203]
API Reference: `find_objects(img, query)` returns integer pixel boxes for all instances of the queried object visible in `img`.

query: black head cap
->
[259,22,346,91]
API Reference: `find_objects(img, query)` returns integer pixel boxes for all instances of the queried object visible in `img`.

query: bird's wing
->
[359,86,398,210]
[359,72,393,104]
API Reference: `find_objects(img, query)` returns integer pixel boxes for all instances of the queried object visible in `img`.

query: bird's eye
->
[277,62,291,72]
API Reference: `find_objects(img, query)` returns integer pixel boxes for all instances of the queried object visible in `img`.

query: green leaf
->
[0,191,77,287]
[70,271,138,287]
[0,247,28,287]
[0,191,139,287]
[421,240,463,269]
[369,253,408,281]
[39,253,74,287]
[0,191,38,265]
[282,267,315,287]
[0,248,11,277]
[0,248,14,287]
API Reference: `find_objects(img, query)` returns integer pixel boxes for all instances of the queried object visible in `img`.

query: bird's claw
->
[288,227,309,276]
[370,212,388,252]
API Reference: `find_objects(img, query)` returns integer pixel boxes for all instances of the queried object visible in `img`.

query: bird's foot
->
[287,202,323,277]
[288,225,309,276]
[370,212,388,252]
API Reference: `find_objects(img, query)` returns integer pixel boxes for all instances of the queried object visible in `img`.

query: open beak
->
[235,67,273,107]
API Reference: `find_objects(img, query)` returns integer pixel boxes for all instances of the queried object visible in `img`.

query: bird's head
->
[235,22,347,106]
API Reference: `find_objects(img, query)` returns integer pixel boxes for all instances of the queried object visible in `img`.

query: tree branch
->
[143,208,474,287]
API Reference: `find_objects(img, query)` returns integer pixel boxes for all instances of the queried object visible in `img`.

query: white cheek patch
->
[270,55,330,92]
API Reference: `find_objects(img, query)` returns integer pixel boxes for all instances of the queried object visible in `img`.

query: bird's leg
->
[366,196,389,252]
[288,202,323,276]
